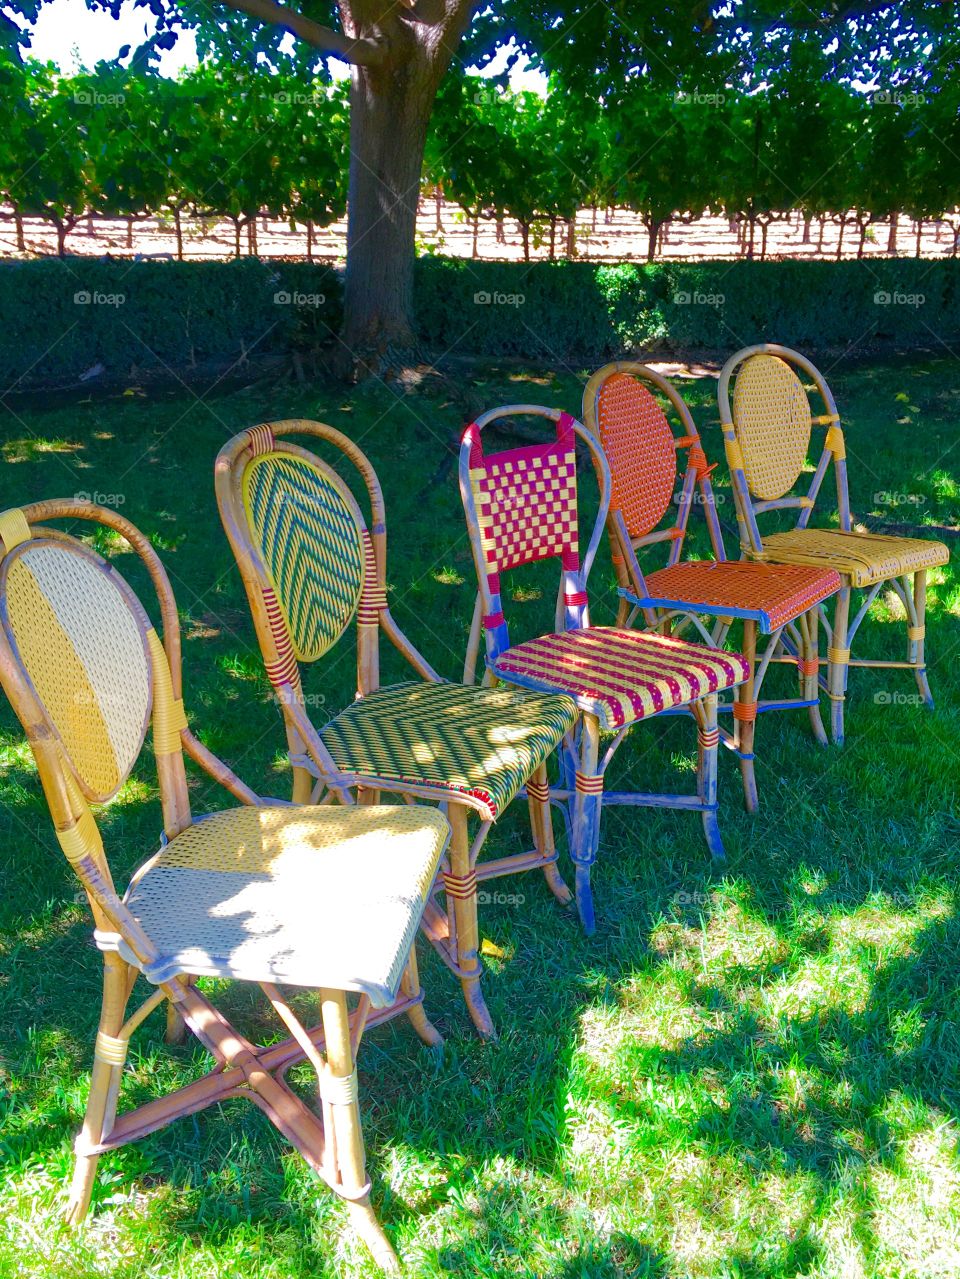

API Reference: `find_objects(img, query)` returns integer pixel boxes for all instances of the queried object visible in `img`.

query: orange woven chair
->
[583,362,842,810]
[718,344,950,744]
[0,499,452,1271]
[459,405,749,933]
[215,422,578,1040]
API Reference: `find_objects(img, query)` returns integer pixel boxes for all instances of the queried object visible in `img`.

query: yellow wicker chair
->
[718,344,950,743]
[215,422,578,1041]
[0,499,451,1272]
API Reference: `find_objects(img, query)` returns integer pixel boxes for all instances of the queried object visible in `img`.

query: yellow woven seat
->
[757,528,949,588]
[125,805,448,1007]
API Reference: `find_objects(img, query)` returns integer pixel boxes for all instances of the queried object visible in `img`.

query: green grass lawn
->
[1,352,959,1278]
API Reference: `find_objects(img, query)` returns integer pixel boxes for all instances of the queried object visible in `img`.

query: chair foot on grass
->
[574,864,596,935]
[542,859,573,905]
[345,1197,402,1274]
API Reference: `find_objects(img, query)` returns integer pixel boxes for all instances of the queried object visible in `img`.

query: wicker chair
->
[215,422,578,1041]
[458,406,749,933]
[582,361,842,810]
[718,344,950,744]
[0,499,453,1272]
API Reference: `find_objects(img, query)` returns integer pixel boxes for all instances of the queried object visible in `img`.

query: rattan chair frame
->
[583,361,842,811]
[460,405,745,933]
[718,343,948,744]
[215,421,574,1041]
[0,499,447,1272]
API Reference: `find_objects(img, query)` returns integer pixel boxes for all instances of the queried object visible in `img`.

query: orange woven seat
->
[492,627,749,731]
[638,560,842,635]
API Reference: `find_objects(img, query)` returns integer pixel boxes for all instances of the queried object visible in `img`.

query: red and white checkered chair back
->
[459,405,610,665]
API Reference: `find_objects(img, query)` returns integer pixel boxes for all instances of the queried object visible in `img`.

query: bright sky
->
[18,0,546,88]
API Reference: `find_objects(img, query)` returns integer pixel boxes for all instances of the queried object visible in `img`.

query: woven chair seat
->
[122,805,449,1007]
[632,560,841,635]
[319,681,577,821]
[756,528,949,588]
[491,627,749,731]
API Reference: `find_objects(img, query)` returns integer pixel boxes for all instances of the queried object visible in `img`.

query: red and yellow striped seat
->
[492,627,749,731]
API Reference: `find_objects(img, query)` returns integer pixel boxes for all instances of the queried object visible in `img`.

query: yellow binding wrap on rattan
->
[319,1067,358,1106]
[0,508,31,555]
[94,1030,128,1066]
[828,646,851,665]
[724,435,746,472]
[56,804,103,866]
[146,629,188,754]
[825,424,846,459]
[908,625,925,641]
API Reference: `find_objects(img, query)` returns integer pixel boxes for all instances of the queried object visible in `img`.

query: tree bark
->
[548,216,556,259]
[835,213,846,260]
[340,7,472,377]
[13,208,25,252]
[126,216,134,250]
[915,219,923,256]
[434,185,443,232]
[306,219,314,261]
[887,212,898,254]
[471,212,479,258]
[802,213,812,244]
[174,207,184,261]
[520,220,530,261]
[566,216,577,257]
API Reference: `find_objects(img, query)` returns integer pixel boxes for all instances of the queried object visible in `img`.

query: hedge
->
[414,257,958,357]
[1,256,955,387]
[0,258,341,387]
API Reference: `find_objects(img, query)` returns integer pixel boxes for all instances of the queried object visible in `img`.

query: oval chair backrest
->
[730,353,812,501]
[241,449,367,664]
[0,532,153,804]
[594,372,677,538]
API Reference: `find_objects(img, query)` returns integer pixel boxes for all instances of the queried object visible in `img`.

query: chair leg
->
[734,620,759,812]
[399,944,442,1048]
[696,694,724,859]
[319,988,400,1274]
[911,570,934,709]
[803,607,829,745]
[829,585,851,745]
[65,953,133,1224]
[445,803,495,1039]
[572,714,602,935]
[528,762,572,905]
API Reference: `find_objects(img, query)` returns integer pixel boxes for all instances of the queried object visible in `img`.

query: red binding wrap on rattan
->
[463,421,483,467]
[262,584,299,688]
[682,440,718,479]
[483,610,505,630]
[556,413,581,574]
[357,529,388,628]
[698,727,721,751]
[526,778,550,803]
[575,771,604,795]
[443,869,479,901]
[564,590,588,607]
[246,425,275,456]
[732,700,758,722]
[797,656,819,676]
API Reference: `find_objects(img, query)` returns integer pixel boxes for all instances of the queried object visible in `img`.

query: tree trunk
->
[915,219,923,256]
[248,218,258,256]
[306,219,314,262]
[646,219,659,262]
[174,208,184,261]
[340,31,457,376]
[548,216,556,259]
[472,213,479,258]
[887,212,898,254]
[520,221,530,261]
[435,185,443,233]
[496,215,505,244]
[13,208,25,252]
[233,218,241,258]
[760,219,769,260]
[857,219,868,259]
[835,214,846,260]
[126,216,134,250]
[802,213,812,244]
[591,205,598,232]
[566,216,576,257]
[87,212,95,237]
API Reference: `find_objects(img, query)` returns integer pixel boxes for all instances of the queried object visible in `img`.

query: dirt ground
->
[1,201,956,263]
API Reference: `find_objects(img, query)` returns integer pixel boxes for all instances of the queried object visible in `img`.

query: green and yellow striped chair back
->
[731,353,812,501]
[0,515,153,803]
[242,453,365,663]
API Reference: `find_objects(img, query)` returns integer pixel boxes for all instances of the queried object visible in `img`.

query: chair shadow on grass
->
[1,584,959,1276]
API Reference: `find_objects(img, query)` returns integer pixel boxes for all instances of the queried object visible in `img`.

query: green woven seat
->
[320,681,576,821]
